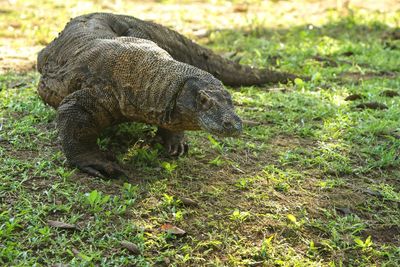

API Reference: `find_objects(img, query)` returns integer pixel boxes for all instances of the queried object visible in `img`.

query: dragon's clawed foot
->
[71,152,129,179]
[165,140,189,157]
[157,128,188,157]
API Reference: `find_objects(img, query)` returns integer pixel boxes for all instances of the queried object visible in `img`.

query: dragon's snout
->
[221,115,242,137]
[199,111,243,138]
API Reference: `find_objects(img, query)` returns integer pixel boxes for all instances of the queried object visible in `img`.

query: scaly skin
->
[37,13,298,178]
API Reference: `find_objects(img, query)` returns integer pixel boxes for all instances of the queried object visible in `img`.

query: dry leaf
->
[233,4,248,13]
[222,51,238,59]
[356,102,388,110]
[9,81,27,89]
[121,241,140,255]
[179,197,198,206]
[193,29,210,38]
[47,220,77,230]
[160,224,186,235]
[163,257,171,265]
[335,207,352,215]
[312,55,339,67]
[380,90,399,97]
[71,248,80,257]
[362,188,383,197]
[243,120,261,126]
[345,94,363,101]
[341,51,355,57]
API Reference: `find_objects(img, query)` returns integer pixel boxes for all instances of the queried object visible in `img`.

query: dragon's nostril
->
[222,120,233,129]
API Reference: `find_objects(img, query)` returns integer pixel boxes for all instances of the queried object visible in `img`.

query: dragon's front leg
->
[57,87,129,179]
[156,128,188,156]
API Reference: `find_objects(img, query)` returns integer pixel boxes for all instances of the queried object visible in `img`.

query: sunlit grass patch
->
[1,0,400,266]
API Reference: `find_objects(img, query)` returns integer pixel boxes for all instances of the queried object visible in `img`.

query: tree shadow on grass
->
[205,16,399,76]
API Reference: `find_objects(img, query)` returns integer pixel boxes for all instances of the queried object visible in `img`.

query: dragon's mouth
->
[198,116,242,137]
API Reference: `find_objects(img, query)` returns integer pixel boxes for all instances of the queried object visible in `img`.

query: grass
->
[1,0,400,266]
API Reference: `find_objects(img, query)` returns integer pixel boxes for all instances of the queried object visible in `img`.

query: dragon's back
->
[36,13,194,112]
[37,13,127,73]
[37,13,147,107]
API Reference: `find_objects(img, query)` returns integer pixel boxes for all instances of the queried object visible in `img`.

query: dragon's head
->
[176,77,242,137]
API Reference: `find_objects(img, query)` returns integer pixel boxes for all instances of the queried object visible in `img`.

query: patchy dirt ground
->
[1,0,400,266]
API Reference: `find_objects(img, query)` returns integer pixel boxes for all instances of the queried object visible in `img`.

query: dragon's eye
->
[200,94,208,105]
[198,92,213,110]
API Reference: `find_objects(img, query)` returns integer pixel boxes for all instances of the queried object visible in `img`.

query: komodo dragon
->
[37,13,299,179]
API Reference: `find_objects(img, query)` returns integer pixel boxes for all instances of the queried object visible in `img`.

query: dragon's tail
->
[87,13,299,87]
[133,18,300,86]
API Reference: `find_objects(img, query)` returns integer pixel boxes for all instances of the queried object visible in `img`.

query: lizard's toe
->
[167,142,188,157]
[75,155,130,179]
[179,143,189,156]
[80,166,107,179]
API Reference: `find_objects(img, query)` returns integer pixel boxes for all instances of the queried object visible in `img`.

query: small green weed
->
[207,135,224,153]
[229,209,250,223]
[85,190,111,213]
[208,156,224,166]
[354,236,373,252]
[161,161,178,175]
